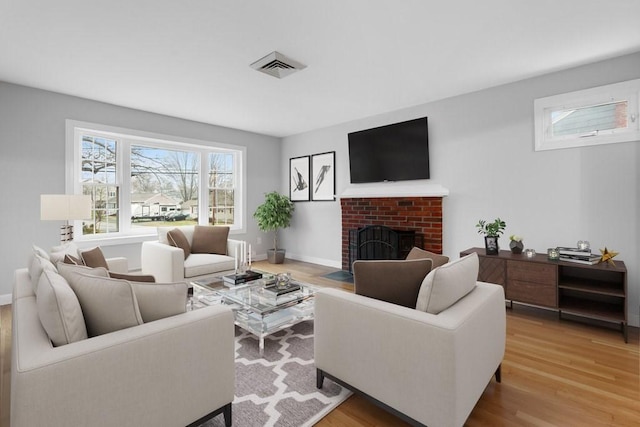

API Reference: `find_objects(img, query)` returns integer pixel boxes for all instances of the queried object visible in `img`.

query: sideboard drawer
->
[507,260,556,285]
[507,279,557,307]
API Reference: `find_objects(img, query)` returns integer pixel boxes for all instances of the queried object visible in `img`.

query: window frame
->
[534,79,640,151]
[65,120,246,244]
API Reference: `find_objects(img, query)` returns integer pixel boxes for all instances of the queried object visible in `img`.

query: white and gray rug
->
[201,321,351,427]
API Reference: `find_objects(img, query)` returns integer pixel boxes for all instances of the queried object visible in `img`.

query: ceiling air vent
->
[250,51,306,79]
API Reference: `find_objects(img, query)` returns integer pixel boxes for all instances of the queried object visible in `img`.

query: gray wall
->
[281,52,640,327]
[0,82,281,300]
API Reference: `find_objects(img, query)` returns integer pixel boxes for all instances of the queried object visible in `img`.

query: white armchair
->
[141,225,242,283]
[315,282,506,427]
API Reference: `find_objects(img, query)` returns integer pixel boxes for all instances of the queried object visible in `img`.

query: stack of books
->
[557,247,601,265]
[262,282,301,304]
[223,270,263,285]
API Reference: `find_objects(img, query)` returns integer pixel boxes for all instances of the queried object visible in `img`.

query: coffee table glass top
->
[216,279,316,315]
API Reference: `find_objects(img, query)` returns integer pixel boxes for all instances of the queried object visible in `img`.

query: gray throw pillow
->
[37,269,88,346]
[405,246,450,268]
[131,282,188,322]
[416,252,479,314]
[66,273,143,337]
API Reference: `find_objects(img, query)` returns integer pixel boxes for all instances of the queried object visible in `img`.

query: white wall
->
[281,52,640,327]
[0,82,281,301]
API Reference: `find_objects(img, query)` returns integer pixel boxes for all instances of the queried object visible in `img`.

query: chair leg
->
[495,364,502,383]
[316,369,325,389]
[223,403,232,427]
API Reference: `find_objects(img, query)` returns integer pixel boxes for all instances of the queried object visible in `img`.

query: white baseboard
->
[0,293,12,306]
[286,252,341,269]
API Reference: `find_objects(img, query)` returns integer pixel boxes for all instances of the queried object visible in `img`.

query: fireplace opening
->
[348,225,424,272]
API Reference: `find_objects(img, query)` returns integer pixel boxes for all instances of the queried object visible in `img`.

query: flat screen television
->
[348,117,429,183]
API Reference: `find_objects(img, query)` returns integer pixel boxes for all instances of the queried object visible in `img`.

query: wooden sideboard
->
[460,247,628,342]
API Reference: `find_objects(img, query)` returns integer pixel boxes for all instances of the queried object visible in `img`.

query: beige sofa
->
[11,267,235,427]
[315,278,505,427]
[141,226,243,283]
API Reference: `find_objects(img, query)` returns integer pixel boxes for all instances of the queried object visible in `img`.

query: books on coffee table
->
[223,270,263,285]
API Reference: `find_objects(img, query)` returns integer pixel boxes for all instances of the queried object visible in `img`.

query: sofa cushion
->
[28,250,56,294]
[66,273,144,337]
[416,252,479,314]
[36,269,88,346]
[49,242,80,264]
[167,228,191,259]
[56,262,110,283]
[131,282,188,322]
[405,247,450,268]
[79,247,109,269]
[353,258,433,308]
[183,253,236,278]
[191,225,229,255]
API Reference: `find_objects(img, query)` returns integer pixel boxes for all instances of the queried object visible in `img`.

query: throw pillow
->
[36,269,88,346]
[405,247,450,268]
[353,258,433,308]
[416,252,479,314]
[131,282,188,322]
[109,272,156,282]
[28,250,56,294]
[56,262,110,285]
[33,244,50,261]
[191,225,229,255]
[167,228,191,259]
[50,242,80,264]
[63,253,83,265]
[66,273,143,337]
[79,247,109,269]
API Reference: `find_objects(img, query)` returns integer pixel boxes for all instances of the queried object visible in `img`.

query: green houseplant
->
[253,191,295,264]
[475,218,506,255]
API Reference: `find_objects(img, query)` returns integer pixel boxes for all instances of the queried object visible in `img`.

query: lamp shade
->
[41,194,92,221]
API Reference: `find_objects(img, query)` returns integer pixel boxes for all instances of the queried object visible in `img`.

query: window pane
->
[551,101,628,137]
[209,153,235,225]
[81,135,119,236]
[130,145,198,227]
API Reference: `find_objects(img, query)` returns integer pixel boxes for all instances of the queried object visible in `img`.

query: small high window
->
[534,79,640,151]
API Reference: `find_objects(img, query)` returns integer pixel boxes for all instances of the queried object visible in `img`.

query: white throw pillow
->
[36,270,88,346]
[49,242,80,264]
[56,261,109,284]
[67,273,144,337]
[416,252,479,314]
[132,282,188,322]
[28,250,56,294]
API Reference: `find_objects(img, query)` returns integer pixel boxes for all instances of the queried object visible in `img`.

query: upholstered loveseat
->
[141,225,242,283]
[11,247,235,427]
[315,253,506,427]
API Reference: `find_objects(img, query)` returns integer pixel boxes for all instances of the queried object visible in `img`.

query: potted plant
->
[475,218,506,255]
[509,234,524,254]
[253,191,295,264]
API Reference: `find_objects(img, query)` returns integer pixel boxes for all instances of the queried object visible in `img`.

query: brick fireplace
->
[340,196,444,271]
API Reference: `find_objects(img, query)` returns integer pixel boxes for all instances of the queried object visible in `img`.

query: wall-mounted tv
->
[348,117,429,184]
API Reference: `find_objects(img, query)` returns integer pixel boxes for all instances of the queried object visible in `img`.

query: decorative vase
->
[484,236,499,255]
[509,240,524,254]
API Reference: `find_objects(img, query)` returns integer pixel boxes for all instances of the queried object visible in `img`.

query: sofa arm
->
[12,304,235,427]
[227,239,244,258]
[314,283,505,427]
[141,240,185,282]
[106,256,128,273]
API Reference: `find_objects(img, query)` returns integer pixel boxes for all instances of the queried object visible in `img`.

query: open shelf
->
[558,277,625,297]
[559,296,625,322]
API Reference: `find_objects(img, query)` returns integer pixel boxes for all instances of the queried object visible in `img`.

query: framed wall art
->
[311,151,335,201]
[289,155,310,201]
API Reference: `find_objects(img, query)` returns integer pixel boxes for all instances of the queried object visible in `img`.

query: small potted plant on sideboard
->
[476,218,506,255]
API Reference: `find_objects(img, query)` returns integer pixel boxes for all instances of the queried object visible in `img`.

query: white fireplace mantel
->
[339,180,449,199]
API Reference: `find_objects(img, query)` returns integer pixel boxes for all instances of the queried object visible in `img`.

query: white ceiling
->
[1,0,640,138]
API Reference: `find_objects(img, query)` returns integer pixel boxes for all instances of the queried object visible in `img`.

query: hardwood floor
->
[1,259,638,426]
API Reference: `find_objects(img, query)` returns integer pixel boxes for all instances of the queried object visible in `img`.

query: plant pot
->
[509,240,524,254]
[267,249,286,264]
[484,236,499,255]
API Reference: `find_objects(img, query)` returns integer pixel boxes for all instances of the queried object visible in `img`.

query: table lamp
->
[41,194,92,242]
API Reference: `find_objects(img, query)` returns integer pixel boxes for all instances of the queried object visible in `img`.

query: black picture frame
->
[311,151,336,201]
[289,156,310,202]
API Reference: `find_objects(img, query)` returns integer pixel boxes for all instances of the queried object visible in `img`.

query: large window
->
[66,121,245,241]
[534,79,640,151]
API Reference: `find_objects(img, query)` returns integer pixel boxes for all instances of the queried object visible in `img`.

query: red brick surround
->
[341,197,443,270]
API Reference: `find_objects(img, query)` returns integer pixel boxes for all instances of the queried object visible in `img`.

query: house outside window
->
[534,79,640,151]
[66,120,245,241]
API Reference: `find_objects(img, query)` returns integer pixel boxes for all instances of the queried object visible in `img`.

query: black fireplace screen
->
[348,225,423,272]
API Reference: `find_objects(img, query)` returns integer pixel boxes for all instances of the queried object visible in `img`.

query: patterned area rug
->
[201,321,351,427]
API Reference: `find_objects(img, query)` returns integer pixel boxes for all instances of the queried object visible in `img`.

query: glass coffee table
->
[191,278,317,355]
